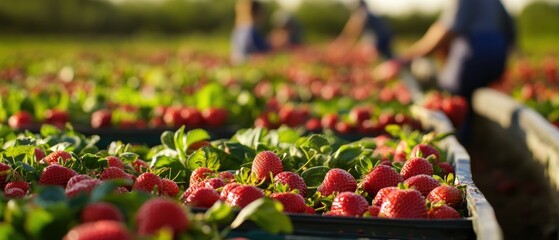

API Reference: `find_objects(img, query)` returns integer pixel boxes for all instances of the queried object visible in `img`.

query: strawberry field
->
[0,36,558,240]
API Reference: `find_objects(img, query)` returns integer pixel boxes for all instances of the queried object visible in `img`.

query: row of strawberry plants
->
[0,123,466,239]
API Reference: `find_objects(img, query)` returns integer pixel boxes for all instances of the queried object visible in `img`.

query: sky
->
[278,0,537,15]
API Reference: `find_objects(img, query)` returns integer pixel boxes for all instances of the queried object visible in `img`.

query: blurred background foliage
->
[0,0,557,39]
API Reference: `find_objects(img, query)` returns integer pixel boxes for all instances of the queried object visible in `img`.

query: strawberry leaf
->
[301,166,330,189]
[0,223,25,240]
[160,131,176,150]
[204,201,233,223]
[185,129,211,149]
[230,198,293,234]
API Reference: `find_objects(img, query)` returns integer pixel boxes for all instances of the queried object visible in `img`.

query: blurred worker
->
[269,10,304,50]
[231,0,269,64]
[330,0,393,59]
[377,0,515,142]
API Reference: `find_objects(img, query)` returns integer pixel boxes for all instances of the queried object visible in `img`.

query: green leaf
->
[302,134,329,150]
[276,127,301,144]
[40,124,61,137]
[385,124,402,138]
[34,186,67,208]
[204,201,233,223]
[330,145,362,169]
[186,148,220,171]
[119,152,139,163]
[80,153,107,170]
[230,198,293,234]
[185,129,211,147]
[301,166,330,189]
[4,145,34,158]
[160,131,176,150]
[25,208,54,239]
[90,181,120,203]
[151,155,187,180]
[0,223,25,240]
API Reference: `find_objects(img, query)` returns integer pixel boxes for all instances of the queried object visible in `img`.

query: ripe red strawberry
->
[8,111,33,129]
[181,107,203,128]
[220,182,241,201]
[372,187,399,206]
[400,157,434,180]
[372,145,394,161]
[202,178,225,189]
[379,189,427,219]
[5,181,30,193]
[40,164,77,187]
[44,109,70,127]
[270,192,306,213]
[133,172,161,193]
[4,187,26,198]
[410,144,440,163]
[321,113,338,129]
[330,192,369,216]
[202,107,228,127]
[225,185,265,209]
[91,109,112,129]
[131,159,149,173]
[427,185,463,208]
[163,107,185,128]
[219,171,236,183]
[323,210,345,216]
[279,106,307,127]
[188,141,211,153]
[393,141,408,162]
[136,198,189,237]
[335,121,354,134]
[317,168,357,196]
[362,165,402,197]
[81,202,124,223]
[349,107,371,125]
[106,156,124,169]
[305,205,316,214]
[184,187,220,208]
[251,151,283,182]
[404,174,441,196]
[34,148,46,161]
[368,205,380,217]
[66,179,102,198]
[100,167,130,181]
[274,171,307,197]
[0,162,11,189]
[43,150,72,165]
[190,167,215,186]
[305,118,322,132]
[254,114,274,129]
[63,220,132,240]
[159,178,179,197]
[437,162,454,177]
[428,204,461,219]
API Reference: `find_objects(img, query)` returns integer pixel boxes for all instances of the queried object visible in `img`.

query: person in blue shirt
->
[231,0,270,64]
[331,0,393,59]
[269,10,304,50]
[377,0,515,142]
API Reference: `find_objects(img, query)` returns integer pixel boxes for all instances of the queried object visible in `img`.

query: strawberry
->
[163,107,185,128]
[410,144,440,163]
[321,113,338,129]
[317,168,357,196]
[34,148,45,161]
[428,204,461,219]
[251,151,283,182]
[131,159,149,173]
[190,167,215,186]
[81,202,124,223]
[180,107,203,128]
[273,171,307,197]
[136,198,189,237]
[114,187,129,194]
[404,174,441,196]
[4,187,26,198]
[219,182,241,201]
[361,165,402,197]
[43,150,72,165]
[184,187,220,208]
[368,205,380,217]
[400,157,433,180]
[305,205,316,214]
[44,109,70,127]
[225,185,265,209]
[8,111,33,129]
[427,185,463,208]
[379,189,427,219]
[159,178,179,197]
[330,192,369,217]
[66,179,102,198]
[106,156,124,169]
[372,145,394,161]
[202,178,225,189]
[133,172,161,193]
[270,192,306,213]
[91,109,112,129]
[335,121,354,134]
[219,171,236,183]
[372,187,399,206]
[305,118,322,132]
[187,140,211,153]
[437,162,454,177]
[100,167,130,181]
[5,181,30,193]
[279,106,307,127]
[393,141,408,162]
[349,107,371,125]
[40,164,77,187]
[63,220,132,240]
[0,162,11,189]
[202,107,228,127]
